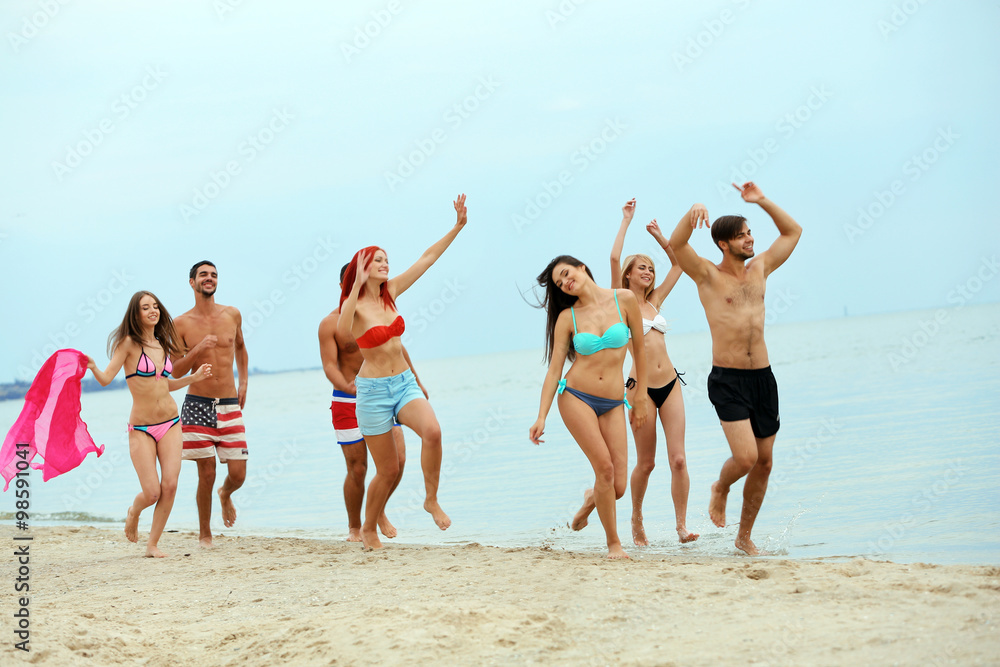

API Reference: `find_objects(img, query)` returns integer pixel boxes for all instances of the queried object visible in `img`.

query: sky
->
[2,0,998,383]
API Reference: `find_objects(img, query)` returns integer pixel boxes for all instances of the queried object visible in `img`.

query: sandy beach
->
[1,526,997,665]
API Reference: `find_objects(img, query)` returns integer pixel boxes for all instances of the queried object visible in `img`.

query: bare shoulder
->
[615,288,639,306]
[319,310,339,334]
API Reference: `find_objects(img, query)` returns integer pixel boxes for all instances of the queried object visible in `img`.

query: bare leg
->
[361,431,401,549]
[660,385,697,543]
[397,399,450,530]
[377,427,407,538]
[571,489,595,531]
[628,398,657,546]
[710,420,758,528]
[127,431,161,545]
[217,459,246,528]
[341,441,367,541]
[736,435,775,556]
[559,393,629,559]
[194,457,217,547]
[145,425,182,558]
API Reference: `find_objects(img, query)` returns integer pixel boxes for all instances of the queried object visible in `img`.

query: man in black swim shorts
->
[669,182,802,555]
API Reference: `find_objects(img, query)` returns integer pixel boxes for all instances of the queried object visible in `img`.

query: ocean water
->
[2,304,998,565]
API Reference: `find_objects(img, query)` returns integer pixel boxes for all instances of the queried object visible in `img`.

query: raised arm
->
[733,182,802,276]
[388,194,467,299]
[401,345,428,398]
[337,250,371,343]
[87,338,132,386]
[669,203,715,285]
[610,198,636,288]
[167,363,212,393]
[645,219,684,308]
[619,289,648,430]
[528,311,572,445]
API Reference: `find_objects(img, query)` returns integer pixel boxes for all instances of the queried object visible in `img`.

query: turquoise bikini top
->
[571,290,629,355]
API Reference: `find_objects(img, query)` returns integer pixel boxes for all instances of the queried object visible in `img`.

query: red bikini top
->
[356,315,405,349]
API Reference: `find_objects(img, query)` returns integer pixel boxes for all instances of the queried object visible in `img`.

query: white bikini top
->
[642,314,668,335]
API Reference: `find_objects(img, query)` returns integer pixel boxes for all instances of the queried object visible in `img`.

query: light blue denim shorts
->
[355,369,424,436]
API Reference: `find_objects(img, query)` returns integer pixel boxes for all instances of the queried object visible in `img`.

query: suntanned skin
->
[319,293,428,541]
[170,264,249,548]
[669,182,802,555]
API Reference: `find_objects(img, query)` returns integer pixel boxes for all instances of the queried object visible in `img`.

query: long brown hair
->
[536,255,594,364]
[107,291,180,360]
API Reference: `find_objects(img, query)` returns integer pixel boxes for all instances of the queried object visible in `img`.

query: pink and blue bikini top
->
[570,290,630,356]
[125,346,172,380]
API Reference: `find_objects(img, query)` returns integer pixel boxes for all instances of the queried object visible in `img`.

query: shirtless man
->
[669,182,802,555]
[170,260,249,547]
[318,264,427,541]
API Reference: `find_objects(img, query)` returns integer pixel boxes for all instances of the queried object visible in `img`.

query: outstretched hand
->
[622,198,636,223]
[454,193,468,227]
[194,363,213,381]
[646,218,666,243]
[732,181,765,203]
[688,204,710,229]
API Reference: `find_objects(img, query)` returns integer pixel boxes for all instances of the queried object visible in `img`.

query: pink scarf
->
[1,349,105,491]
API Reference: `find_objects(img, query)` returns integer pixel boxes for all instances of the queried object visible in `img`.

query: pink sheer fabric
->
[1,349,105,491]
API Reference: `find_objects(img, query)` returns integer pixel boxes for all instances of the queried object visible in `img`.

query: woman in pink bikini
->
[338,194,468,549]
[88,291,211,557]
[611,199,698,545]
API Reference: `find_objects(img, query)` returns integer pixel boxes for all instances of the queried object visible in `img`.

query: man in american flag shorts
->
[171,261,249,547]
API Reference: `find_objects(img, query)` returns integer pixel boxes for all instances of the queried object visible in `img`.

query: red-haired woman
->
[338,194,468,549]
[88,291,212,557]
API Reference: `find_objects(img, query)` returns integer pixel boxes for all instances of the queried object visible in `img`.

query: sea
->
[2,304,998,565]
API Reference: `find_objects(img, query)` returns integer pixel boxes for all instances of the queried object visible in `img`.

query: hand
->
[238,384,247,410]
[354,249,373,286]
[688,204,709,229]
[193,363,213,381]
[629,395,649,430]
[454,193,467,228]
[347,380,357,395]
[529,418,545,445]
[622,198,636,223]
[418,381,429,399]
[732,181,765,204]
[197,335,218,351]
[86,356,97,372]
[646,218,666,242]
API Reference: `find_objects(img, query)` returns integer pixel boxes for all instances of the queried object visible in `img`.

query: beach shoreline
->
[3,526,998,665]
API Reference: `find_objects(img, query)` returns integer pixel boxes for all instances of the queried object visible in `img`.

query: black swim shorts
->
[706,366,780,439]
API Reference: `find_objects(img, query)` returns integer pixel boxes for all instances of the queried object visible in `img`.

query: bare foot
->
[678,527,700,543]
[346,528,363,543]
[571,489,595,531]
[145,545,168,558]
[607,544,630,560]
[735,536,760,556]
[124,506,139,543]
[709,481,728,528]
[423,500,451,530]
[631,513,649,547]
[361,527,383,550]
[199,536,213,548]
[378,514,397,538]
[218,487,237,528]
